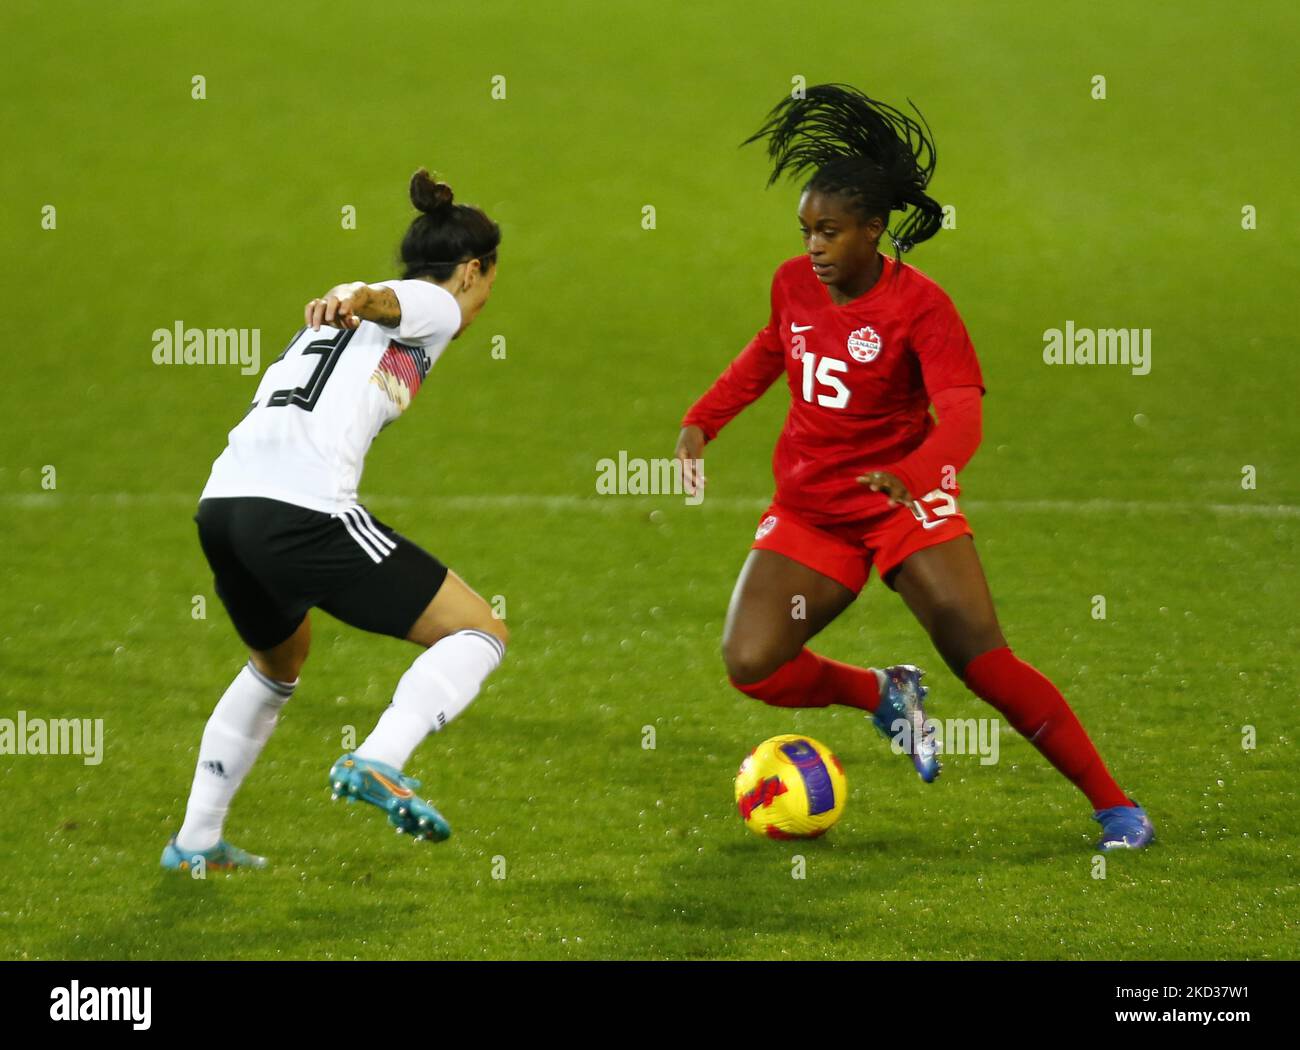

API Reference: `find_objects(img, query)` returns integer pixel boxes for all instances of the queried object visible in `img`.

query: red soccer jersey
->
[683,254,984,525]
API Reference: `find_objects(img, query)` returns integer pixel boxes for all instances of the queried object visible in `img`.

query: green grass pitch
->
[1,0,1296,960]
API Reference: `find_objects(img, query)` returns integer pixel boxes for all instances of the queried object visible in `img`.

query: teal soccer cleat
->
[872,664,941,783]
[328,753,451,843]
[160,836,268,872]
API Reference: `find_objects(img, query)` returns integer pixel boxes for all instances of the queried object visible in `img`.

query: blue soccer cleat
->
[872,664,941,783]
[160,835,267,872]
[328,753,451,843]
[1092,799,1155,850]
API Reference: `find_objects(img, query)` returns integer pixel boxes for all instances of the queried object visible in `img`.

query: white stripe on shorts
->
[350,506,396,554]
[335,509,386,563]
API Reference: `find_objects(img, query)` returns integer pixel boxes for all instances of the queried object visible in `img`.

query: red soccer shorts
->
[750,490,973,594]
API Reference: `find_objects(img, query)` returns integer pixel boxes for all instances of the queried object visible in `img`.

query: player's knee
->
[459,603,509,651]
[932,615,1004,679]
[723,637,785,686]
[481,615,509,651]
[251,617,311,683]
[251,652,305,685]
[956,630,1007,676]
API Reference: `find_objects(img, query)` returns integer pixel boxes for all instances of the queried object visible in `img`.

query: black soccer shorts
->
[195,496,449,651]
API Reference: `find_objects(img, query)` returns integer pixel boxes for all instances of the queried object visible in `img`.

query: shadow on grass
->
[41,857,402,960]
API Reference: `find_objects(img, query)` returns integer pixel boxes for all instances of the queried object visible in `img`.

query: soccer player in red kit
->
[675,85,1154,850]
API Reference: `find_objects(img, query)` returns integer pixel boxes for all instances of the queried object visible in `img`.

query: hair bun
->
[410,168,455,215]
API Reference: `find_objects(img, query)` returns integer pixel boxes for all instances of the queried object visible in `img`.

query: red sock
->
[964,646,1129,810]
[732,648,881,712]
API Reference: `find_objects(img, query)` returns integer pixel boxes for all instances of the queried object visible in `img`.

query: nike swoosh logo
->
[370,769,413,798]
[790,323,814,333]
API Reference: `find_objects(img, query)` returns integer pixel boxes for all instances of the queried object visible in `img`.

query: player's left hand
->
[857,470,916,511]
[306,282,369,331]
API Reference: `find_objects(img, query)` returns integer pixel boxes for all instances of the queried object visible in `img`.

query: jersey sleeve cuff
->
[681,415,718,442]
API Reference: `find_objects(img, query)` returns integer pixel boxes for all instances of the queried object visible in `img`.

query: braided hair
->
[743,84,943,255]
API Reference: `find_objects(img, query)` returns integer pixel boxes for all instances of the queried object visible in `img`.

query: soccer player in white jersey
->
[162,169,507,871]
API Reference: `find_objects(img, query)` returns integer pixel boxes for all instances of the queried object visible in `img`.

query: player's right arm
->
[674,320,785,496]
[305,283,401,331]
[304,280,461,348]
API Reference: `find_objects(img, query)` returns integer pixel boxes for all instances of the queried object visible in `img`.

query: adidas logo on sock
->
[200,760,228,779]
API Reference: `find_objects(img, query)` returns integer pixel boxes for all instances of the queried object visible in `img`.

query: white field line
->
[1,492,1297,518]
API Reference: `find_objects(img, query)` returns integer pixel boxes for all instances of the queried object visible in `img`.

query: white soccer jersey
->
[201,280,461,513]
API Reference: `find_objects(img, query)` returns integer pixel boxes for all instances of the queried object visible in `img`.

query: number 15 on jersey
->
[800,351,850,409]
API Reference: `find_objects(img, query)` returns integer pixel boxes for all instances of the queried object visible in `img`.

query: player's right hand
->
[675,425,707,498]
[305,282,369,331]
[856,470,917,511]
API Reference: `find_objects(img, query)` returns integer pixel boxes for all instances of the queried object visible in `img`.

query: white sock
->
[873,669,888,696]
[176,662,296,852]
[356,629,505,771]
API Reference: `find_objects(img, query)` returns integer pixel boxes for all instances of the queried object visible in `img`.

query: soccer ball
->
[734,734,847,839]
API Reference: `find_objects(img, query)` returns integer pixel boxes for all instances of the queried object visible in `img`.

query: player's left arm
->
[858,290,986,507]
